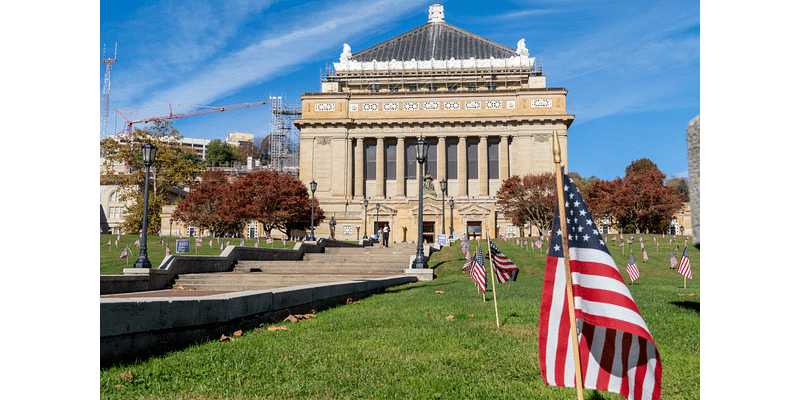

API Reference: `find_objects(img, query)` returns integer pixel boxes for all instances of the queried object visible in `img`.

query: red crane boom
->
[114,100,271,136]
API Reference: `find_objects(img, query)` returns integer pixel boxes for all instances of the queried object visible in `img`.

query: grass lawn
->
[100,235,699,399]
[100,235,302,275]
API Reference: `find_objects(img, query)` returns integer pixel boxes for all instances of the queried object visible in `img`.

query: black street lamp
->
[134,141,156,269]
[439,179,447,235]
[376,202,380,236]
[413,137,429,269]
[449,197,454,239]
[169,218,173,238]
[363,198,369,240]
[309,180,317,241]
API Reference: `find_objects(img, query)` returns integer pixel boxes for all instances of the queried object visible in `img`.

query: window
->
[369,84,379,93]
[405,142,417,179]
[426,141,437,179]
[447,83,458,91]
[385,141,396,180]
[467,140,479,179]
[365,141,376,180]
[390,84,400,92]
[447,141,458,179]
[488,139,499,179]
[467,83,477,91]
[428,84,438,92]
[408,84,418,92]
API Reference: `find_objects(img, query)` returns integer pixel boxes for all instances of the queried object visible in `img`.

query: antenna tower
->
[101,43,117,138]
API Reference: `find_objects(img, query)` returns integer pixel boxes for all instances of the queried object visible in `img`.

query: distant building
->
[294,3,574,242]
[225,132,254,147]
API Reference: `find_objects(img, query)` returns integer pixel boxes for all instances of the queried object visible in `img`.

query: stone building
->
[294,3,574,243]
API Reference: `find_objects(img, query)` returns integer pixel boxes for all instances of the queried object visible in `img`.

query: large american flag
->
[626,254,640,282]
[489,240,519,283]
[677,247,693,279]
[539,172,662,400]
[470,244,487,293]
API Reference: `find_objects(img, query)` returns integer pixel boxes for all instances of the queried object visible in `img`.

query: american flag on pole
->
[677,247,692,279]
[489,239,519,283]
[626,254,640,282]
[166,246,171,256]
[642,249,649,262]
[461,250,472,271]
[539,172,661,400]
[119,247,128,259]
[470,244,487,293]
[669,251,678,269]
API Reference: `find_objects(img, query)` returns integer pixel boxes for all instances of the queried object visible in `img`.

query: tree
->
[495,173,556,236]
[666,177,690,202]
[205,139,238,167]
[234,170,325,237]
[100,119,205,235]
[173,170,244,237]
[586,160,684,233]
[236,141,260,163]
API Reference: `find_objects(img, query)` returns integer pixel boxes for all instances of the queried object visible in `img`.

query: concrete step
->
[173,272,403,291]
[232,262,408,274]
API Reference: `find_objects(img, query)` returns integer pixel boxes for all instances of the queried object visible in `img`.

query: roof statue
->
[516,38,529,57]
[428,3,444,23]
[340,43,352,63]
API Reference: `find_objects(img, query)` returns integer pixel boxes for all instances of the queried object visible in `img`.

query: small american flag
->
[107,239,111,246]
[642,249,649,261]
[626,254,640,282]
[166,247,171,256]
[669,251,678,269]
[266,237,273,244]
[489,239,519,283]
[535,238,543,248]
[282,237,286,246]
[134,238,140,247]
[677,247,693,279]
[470,244,487,293]
[240,239,245,246]
[119,247,128,259]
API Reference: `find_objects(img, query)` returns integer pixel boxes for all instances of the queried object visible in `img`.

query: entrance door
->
[422,221,435,243]
[467,221,482,240]
[374,221,389,240]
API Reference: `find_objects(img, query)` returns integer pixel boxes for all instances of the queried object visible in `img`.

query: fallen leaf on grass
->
[469,314,475,318]
[435,291,445,294]
[219,334,238,342]
[445,315,454,322]
[346,298,363,304]
[120,371,132,379]
[677,293,696,296]
[284,314,299,323]
[233,330,243,337]
[115,384,124,389]
[267,326,291,332]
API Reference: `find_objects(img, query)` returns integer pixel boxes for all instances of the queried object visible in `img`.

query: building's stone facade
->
[293,4,574,242]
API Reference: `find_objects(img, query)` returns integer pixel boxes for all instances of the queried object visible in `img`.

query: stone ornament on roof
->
[429,3,444,23]
[516,39,529,57]
[340,43,352,63]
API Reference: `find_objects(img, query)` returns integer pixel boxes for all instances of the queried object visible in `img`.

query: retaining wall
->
[100,275,416,367]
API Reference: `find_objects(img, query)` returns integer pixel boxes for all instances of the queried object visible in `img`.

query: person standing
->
[383,225,390,248]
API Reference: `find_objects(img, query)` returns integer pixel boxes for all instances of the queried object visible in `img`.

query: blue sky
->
[99,0,699,181]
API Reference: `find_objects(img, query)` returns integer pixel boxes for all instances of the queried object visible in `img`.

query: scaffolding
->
[323,57,542,93]
[269,95,302,178]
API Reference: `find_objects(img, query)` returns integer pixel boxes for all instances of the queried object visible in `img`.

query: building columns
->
[354,137,364,199]
[437,136,447,185]
[396,136,405,198]
[458,136,467,198]
[479,136,488,197]
[500,135,509,181]
[376,137,385,198]
[345,136,353,198]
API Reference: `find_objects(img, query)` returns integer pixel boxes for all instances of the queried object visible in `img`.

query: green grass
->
[100,235,699,399]
[100,235,301,275]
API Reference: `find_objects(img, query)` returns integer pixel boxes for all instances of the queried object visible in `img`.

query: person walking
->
[383,225,390,248]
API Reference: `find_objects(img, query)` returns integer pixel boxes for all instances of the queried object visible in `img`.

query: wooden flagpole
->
[552,131,585,400]
[486,221,501,328]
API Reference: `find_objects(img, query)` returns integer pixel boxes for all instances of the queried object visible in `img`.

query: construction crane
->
[114,100,271,137]
[100,43,117,138]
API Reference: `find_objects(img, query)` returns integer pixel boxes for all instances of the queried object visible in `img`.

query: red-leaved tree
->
[234,170,324,237]
[173,170,244,236]
[495,173,556,236]
[585,159,684,233]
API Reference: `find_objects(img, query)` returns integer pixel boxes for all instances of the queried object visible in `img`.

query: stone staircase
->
[172,243,419,292]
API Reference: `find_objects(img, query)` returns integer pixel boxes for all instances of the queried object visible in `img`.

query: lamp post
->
[169,218,173,238]
[449,198,454,239]
[376,202,380,235]
[413,137,429,269]
[363,198,369,240]
[439,179,447,235]
[309,180,317,241]
[133,141,156,269]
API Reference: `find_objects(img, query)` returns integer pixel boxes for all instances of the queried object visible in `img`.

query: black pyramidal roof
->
[352,22,517,62]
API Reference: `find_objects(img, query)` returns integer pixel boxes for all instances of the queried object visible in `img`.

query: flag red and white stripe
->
[669,252,678,269]
[470,244,487,293]
[677,247,692,279]
[539,172,661,400]
[626,254,640,282]
[489,240,519,283]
